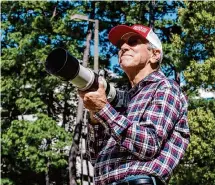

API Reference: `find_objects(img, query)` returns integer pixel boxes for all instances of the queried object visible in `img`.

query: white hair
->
[147,42,163,63]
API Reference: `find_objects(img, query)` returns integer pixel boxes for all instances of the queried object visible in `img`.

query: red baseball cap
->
[108,24,162,53]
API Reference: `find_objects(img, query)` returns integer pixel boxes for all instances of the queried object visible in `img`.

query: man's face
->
[117,33,152,73]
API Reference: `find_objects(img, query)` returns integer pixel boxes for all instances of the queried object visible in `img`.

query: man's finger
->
[98,77,105,91]
[78,90,86,99]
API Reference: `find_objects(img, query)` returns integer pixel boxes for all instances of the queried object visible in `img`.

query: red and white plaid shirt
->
[87,70,190,185]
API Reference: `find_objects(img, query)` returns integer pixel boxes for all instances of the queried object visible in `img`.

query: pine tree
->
[168,2,215,184]
[1,1,81,184]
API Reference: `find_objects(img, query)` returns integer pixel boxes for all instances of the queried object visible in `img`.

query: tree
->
[169,100,215,185]
[1,1,80,184]
[2,114,72,185]
[168,2,215,184]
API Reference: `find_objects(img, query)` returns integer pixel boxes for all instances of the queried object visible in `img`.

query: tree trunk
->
[175,71,181,85]
[45,159,50,185]
[149,0,155,29]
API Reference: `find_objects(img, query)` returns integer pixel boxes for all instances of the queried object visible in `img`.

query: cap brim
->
[108,25,144,46]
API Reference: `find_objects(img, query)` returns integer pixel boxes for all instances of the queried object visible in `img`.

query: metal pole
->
[69,29,92,185]
[94,20,99,73]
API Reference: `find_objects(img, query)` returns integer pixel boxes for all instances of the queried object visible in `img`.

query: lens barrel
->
[45,48,96,90]
[45,48,80,81]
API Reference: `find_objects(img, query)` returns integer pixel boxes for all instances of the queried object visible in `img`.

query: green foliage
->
[169,1,215,88]
[184,58,215,91]
[2,114,72,173]
[0,178,15,185]
[170,104,215,185]
[1,1,78,184]
[168,2,215,184]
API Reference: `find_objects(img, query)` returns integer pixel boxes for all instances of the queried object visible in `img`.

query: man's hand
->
[78,77,108,113]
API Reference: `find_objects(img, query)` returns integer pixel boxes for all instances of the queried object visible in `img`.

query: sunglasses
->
[116,35,147,49]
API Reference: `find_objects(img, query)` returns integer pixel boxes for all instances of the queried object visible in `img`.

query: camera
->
[45,48,126,107]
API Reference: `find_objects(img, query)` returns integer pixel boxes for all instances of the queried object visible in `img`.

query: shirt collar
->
[128,70,165,98]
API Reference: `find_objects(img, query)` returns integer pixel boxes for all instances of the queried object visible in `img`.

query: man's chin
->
[120,64,134,72]
[119,59,133,66]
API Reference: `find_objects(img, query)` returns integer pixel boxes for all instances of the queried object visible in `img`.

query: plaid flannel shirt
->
[87,70,190,185]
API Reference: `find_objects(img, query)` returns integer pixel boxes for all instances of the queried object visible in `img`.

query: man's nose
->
[120,42,130,50]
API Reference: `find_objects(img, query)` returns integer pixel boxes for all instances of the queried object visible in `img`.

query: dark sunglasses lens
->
[127,36,139,47]
[116,36,142,48]
[116,40,124,49]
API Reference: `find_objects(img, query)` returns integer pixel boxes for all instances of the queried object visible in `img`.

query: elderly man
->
[79,24,190,185]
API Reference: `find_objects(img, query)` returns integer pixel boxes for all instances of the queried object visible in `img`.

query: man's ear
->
[151,49,161,63]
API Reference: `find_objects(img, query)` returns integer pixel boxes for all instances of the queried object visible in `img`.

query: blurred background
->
[1,1,215,185]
